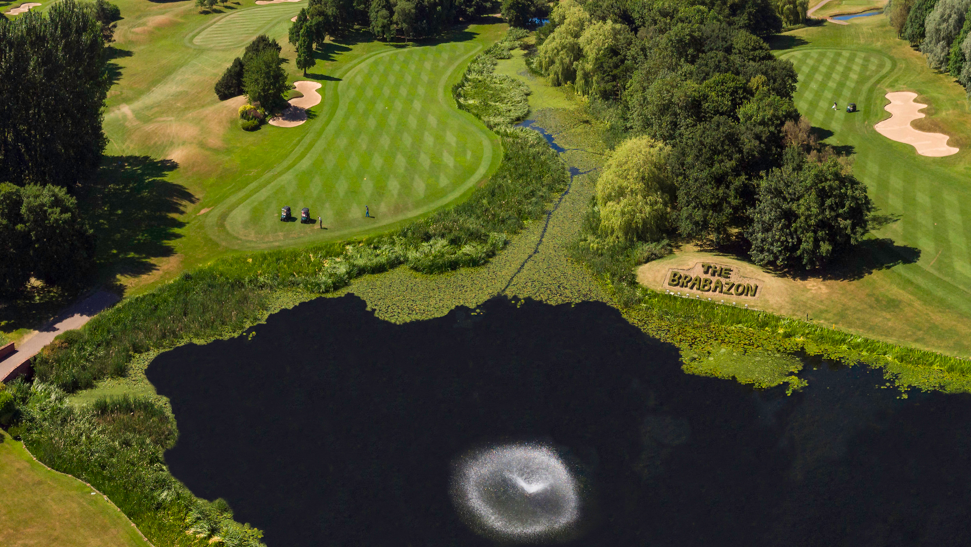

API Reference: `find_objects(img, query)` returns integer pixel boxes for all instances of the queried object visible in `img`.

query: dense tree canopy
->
[920,0,971,70]
[748,148,873,270]
[776,0,808,27]
[0,183,95,295]
[903,0,941,44]
[0,0,110,188]
[215,35,283,101]
[536,0,591,86]
[243,48,289,108]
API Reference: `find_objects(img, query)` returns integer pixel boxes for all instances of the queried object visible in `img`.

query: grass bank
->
[0,428,152,547]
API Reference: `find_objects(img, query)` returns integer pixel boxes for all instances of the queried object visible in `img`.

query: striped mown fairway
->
[209,40,497,247]
[775,17,971,353]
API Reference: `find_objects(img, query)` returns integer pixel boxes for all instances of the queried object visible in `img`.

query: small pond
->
[148,296,971,546]
[833,10,882,20]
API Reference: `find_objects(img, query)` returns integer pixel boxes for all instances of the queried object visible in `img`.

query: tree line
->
[0,0,119,295]
[889,0,971,92]
[531,0,872,271]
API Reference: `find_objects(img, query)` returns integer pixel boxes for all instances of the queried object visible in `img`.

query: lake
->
[148,295,971,546]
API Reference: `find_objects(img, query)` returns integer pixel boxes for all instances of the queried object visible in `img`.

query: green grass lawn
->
[0,430,151,547]
[768,15,971,356]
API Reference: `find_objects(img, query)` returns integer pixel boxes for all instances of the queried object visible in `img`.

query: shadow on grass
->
[314,42,352,63]
[106,47,133,87]
[766,34,810,51]
[702,232,921,283]
[812,238,922,281]
[306,73,341,82]
[78,156,191,282]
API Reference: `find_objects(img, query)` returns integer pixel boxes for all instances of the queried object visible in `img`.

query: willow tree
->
[575,19,632,100]
[536,0,590,86]
[595,136,675,243]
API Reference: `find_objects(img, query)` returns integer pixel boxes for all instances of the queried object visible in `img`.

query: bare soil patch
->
[874,92,959,157]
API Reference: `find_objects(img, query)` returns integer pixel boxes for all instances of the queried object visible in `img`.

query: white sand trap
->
[255,0,301,4]
[875,92,959,157]
[268,81,322,128]
[291,15,298,21]
[5,3,41,15]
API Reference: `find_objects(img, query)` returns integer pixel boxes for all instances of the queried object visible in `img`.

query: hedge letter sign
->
[665,262,762,298]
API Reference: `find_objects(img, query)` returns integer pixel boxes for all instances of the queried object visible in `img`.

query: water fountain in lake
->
[451,443,581,542]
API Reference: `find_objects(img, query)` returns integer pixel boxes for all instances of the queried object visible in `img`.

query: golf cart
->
[301,207,311,224]
[281,206,292,221]
[846,103,857,113]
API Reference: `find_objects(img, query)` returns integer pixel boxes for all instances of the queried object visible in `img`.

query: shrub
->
[240,118,260,131]
[215,57,245,100]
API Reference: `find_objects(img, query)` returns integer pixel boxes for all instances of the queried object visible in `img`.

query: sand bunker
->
[875,92,959,157]
[291,15,298,21]
[268,81,322,128]
[5,3,41,15]
[255,0,301,4]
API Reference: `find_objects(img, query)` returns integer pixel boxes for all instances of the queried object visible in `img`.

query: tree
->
[289,8,308,45]
[575,19,633,100]
[536,0,590,86]
[776,0,808,27]
[920,0,971,70]
[88,0,121,42]
[0,0,110,188]
[0,183,30,296]
[242,34,282,65]
[737,88,799,173]
[748,148,873,270]
[19,184,95,288]
[596,137,675,242]
[0,183,95,294]
[903,0,941,45]
[296,27,315,76]
[947,8,971,75]
[214,57,245,100]
[501,0,538,28]
[196,0,218,12]
[671,116,752,242]
[307,0,347,42]
[369,0,394,39]
[393,0,418,39]
[888,0,915,36]
[243,48,288,109]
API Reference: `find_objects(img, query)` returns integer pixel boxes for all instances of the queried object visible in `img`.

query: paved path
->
[807,0,850,25]
[0,291,120,382]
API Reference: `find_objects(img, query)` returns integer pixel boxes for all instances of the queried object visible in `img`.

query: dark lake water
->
[148,295,971,547]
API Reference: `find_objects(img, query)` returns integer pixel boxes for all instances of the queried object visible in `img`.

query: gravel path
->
[0,291,119,382]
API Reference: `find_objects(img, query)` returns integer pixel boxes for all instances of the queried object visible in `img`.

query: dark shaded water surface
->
[148,296,971,547]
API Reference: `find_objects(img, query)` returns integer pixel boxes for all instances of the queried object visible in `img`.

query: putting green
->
[187,3,303,50]
[204,40,496,248]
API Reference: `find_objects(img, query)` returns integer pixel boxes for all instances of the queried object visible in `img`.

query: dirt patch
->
[874,92,959,157]
[269,81,322,128]
[196,207,213,216]
[5,3,40,15]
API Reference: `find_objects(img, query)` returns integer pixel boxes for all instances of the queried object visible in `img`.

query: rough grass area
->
[0,429,151,547]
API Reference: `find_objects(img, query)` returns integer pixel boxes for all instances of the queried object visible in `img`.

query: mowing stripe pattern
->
[223,42,494,242]
[784,48,971,316]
